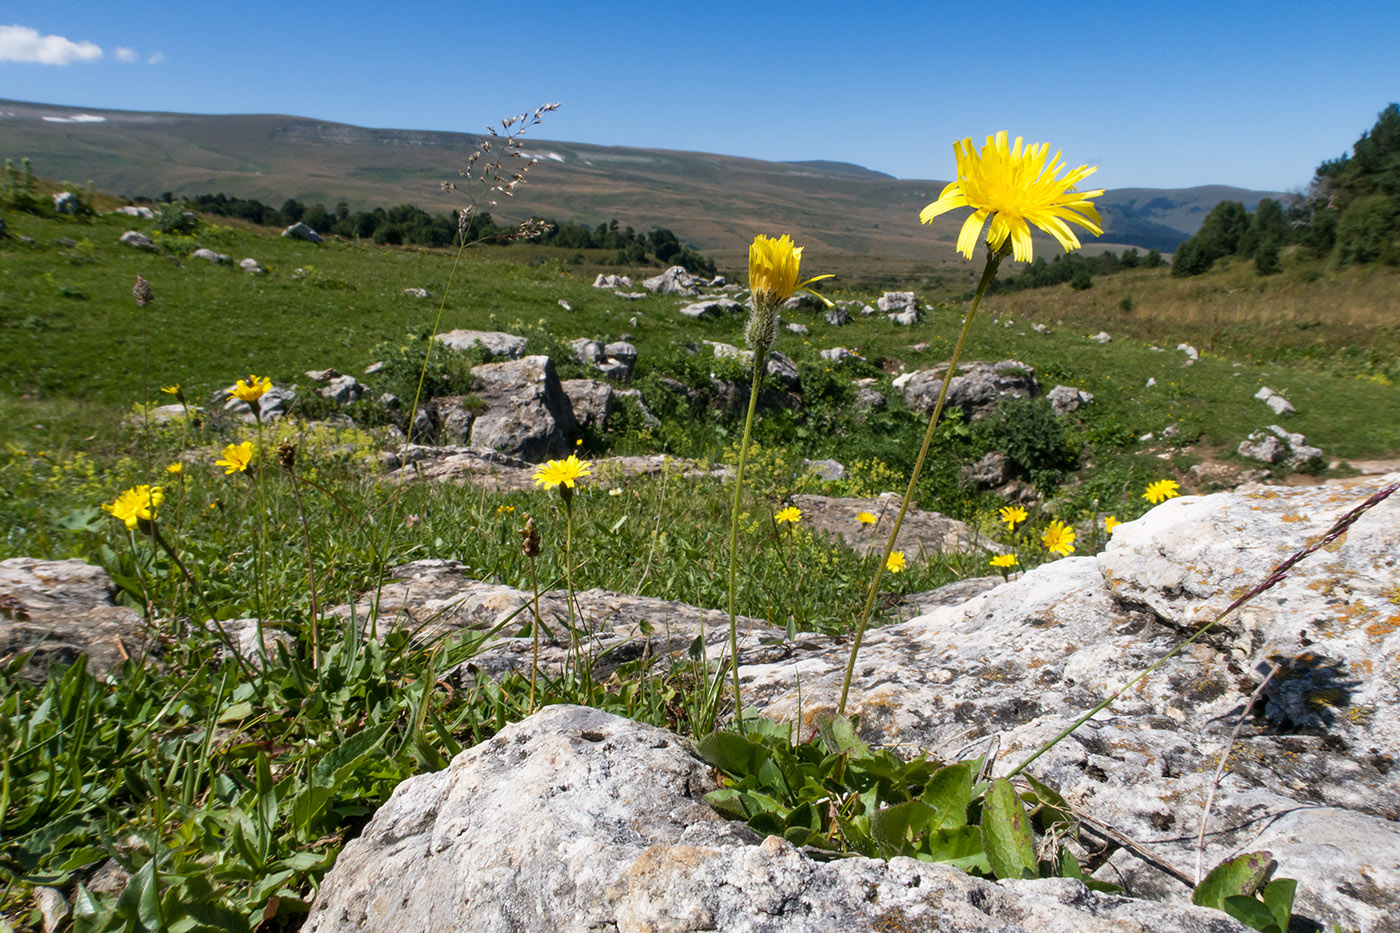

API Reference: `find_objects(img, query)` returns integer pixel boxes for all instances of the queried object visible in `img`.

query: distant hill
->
[0,98,1284,260]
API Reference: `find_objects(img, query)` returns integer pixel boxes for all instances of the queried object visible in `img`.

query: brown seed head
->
[132,274,153,307]
[521,516,541,559]
[277,441,297,471]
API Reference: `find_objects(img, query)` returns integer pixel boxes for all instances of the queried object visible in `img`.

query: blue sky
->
[2,1,1396,191]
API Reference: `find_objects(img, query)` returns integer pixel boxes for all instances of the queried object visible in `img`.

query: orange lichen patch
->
[1346,706,1374,726]
[1324,532,1349,552]
[1352,659,1374,675]
[1280,513,1309,523]
[1364,614,1400,643]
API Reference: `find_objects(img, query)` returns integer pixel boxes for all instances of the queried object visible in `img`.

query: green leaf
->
[1261,878,1296,933]
[921,762,972,830]
[114,858,161,930]
[1022,772,1075,834]
[697,731,769,778]
[1221,895,1281,932]
[923,826,989,872]
[816,714,869,758]
[703,788,747,821]
[980,778,1038,880]
[1193,851,1274,910]
[289,720,393,833]
[870,799,935,854]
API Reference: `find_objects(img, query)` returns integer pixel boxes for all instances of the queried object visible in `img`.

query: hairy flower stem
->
[724,348,768,734]
[838,249,1004,714]
[1004,479,1397,780]
[286,468,321,670]
[150,525,257,683]
[528,558,542,713]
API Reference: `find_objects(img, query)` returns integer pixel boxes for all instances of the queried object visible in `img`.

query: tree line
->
[1172,103,1400,277]
[165,192,715,274]
[991,247,1165,293]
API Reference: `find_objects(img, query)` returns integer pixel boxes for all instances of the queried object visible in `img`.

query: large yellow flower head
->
[998,505,1028,531]
[748,235,833,310]
[532,454,591,491]
[216,441,255,475]
[231,374,272,403]
[1143,479,1181,505]
[103,485,163,531]
[774,506,802,525]
[886,550,907,574]
[920,132,1104,263]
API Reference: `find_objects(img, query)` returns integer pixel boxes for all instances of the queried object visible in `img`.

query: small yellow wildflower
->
[774,506,802,525]
[999,505,1028,531]
[1104,515,1121,534]
[886,551,907,574]
[575,438,583,446]
[1041,520,1076,557]
[160,384,183,399]
[216,441,255,475]
[920,131,1104,263]
[1143,480,1181,505]
[230,374,272,403]
[856,511,877,525]
[497,504,515,514]
[102,485,163,530]
[532,454,591,490]
[990,553,1019,569]
[165,462,183,474]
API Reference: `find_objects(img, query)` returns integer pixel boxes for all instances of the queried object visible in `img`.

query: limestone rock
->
[896,360,1038,420]
[119,230,154,249]
[304,705,1248,933]
[114,205,155,219]
[643,265,702,296]
[317,375,364,405]
[824,306,851,327]
[433,329,527,359]
[569,337,604,365]
[964,450,1012,486]
[402,287,429,298]
[789,493,992,559]
[239,258,264,274]
[592,273,632,289]
[800,458,845,481]
[222,385,295,423]
[678,297,744,319]
[53,191,79,214]
[820,346,861,363]
[876,291,917,313]
[191,248,229,264]
[465,356,577,460]
[602,340,638,378]
[1047,384,1095,416]
[560,378,614,429]
[738,474,1400,931]
[0,558,147,681]
[281,222,322,243]
[1090,331,1112,343]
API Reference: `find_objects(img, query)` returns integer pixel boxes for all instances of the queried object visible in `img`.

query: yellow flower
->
[230,374,272,403]
[999,505,1028,530]
[919,132,1104,263]
[1143,479,1181,505]
[102,485,163,530]
[748,235,833,310]
[496,504,515,514]
[1104,515,1121,534]
[532,454,591,490]
[165,462,183,474]
[216,441,255,475]
[886,550,907,574]
[160,384,183,398]
[1041,520,1076,557]
[774,506,802,525]
[989,553,1019,569]
[856,511,877,525]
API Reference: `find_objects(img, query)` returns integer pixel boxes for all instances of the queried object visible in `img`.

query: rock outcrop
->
[895,360,1038,420]
[467,356,577,460]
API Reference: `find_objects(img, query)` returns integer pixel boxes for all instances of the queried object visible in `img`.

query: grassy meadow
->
[1,195,1397,931]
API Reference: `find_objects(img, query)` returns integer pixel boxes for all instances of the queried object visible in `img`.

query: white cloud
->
[0,24,103,65]
[147,51,165,65]
[114,46,136,62]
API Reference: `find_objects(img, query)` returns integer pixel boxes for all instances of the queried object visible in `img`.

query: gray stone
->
[433,329,528,359]
[34,886,69,933]
[569,338,604,365]
[592,273,632,289]
[1266,394,1295,416]
[402,287,429,298]
[114,205,155,219]
[304,705,1247,933]
[1090,331,1112,343]
[467,356,577,460]
[876,291,917,313]
[209,618,294,669]
[1047,384,1095,416]
[222,385,295,423]
[737,474,1400,932]
[119,230,154,249]
[855,386,886,410]
[378,393,400,411]
[824,305,851,326]
[766,350,799,387]
[318,375,364,405]
[820,346,860,363]
[889,308,921,326]
[1032,322,1050,334]
[595,360,631,380]
[1237,431,1285,464]
[642,265,702,295]
[560,378,614,429]
[790,493,992,560]
[678,297,744,319]
[363,361,385,375]
[53,191,79,214]
[895,360,1038,420]
[602,340,638,377]
[964,451,1012,486]
[281,222,322,243]
[781,293,824,311]
[786,322,810,335]
[192,247,229,264]
[305,368,341,383]
[429,396,478,445]
[557,299,571,311]
[1178,343,1199,362]
[1266,425,1324,469]
[239,257,264,274]
[612,388,661,428]
[800,458,845,481]
[0,558,147,682]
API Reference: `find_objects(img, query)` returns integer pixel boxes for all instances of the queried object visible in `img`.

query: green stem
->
[528,557,542,713]
[150,525,257,683]
[725,350,765,734]
[287,467,321,670]
[838,249,1003,714]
